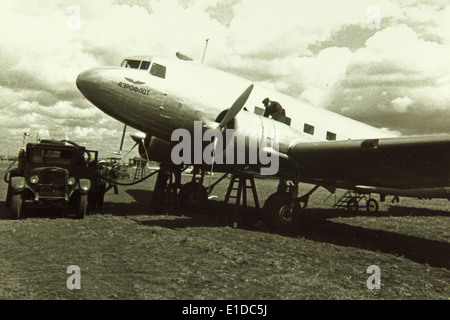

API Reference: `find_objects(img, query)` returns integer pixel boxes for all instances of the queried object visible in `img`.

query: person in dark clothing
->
[151,166,171,213]
[262,98,286,122]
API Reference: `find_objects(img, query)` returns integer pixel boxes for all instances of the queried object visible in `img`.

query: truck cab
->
[5,140,105,219]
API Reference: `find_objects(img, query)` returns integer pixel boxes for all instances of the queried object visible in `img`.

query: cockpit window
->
[121,59,151,70]
[122,59,140,68]
[140,61,150,70]
[150,63,166,79]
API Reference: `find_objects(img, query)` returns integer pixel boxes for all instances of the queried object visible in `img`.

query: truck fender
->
[79,179,91,194]
[10,176,26,193]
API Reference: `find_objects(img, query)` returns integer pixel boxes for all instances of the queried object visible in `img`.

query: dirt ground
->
[0,162,449,300]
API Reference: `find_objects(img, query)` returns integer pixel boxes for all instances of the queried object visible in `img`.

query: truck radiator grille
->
[40,186,65,197]
[41,170,66,185]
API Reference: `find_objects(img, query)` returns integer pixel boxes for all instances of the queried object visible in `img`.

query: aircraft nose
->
[76,68,103,96]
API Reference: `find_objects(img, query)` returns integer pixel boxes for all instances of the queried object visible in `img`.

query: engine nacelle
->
[229,110,302,156]
[208,110,303,175]
[132,111,303,176]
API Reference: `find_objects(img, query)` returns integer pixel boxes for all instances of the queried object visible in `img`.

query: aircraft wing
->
[289,135,450,190]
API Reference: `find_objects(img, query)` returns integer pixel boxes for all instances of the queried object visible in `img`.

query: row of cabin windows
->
[303,123,336,140]
[121,59,166,79]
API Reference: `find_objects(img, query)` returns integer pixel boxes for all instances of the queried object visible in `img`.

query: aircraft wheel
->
[179,182,208,212]
[366,198,379,213]
[11,193,24,220]
[346,198,359,212]
[75,193,88,219]
[263,192,299,232]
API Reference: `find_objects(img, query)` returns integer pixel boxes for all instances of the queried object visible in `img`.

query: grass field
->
[0,162,448,299]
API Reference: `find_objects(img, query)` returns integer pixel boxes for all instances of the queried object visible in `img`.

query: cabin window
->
[150,63,166,79]
[121,59,141,69]
[326,131,337,141]
[303,123,315,135]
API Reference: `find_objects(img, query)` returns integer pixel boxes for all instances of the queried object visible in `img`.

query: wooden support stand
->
[221,174,260,227]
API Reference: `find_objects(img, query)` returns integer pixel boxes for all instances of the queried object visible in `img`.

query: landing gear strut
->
[150,165,209,213]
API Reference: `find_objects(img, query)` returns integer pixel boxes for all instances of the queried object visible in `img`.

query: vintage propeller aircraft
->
[76,52,450,231]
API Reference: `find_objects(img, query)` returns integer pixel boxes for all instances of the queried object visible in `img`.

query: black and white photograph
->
[0,0,449,305]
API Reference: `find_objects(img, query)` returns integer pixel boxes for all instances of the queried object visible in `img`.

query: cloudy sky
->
[0,0,449,157]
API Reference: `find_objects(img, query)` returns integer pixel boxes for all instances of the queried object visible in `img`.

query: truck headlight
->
[30,175,39,184]
[67,177,76,186]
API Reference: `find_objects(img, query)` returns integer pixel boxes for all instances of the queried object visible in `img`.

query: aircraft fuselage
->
[76,56,394,147]
[76,54,450,202]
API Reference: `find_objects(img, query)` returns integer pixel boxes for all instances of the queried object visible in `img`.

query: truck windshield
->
[31,149,73,166]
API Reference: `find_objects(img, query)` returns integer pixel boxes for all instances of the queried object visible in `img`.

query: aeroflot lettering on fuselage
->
[117,82,150,95]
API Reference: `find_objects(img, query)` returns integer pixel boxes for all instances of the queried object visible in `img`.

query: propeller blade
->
[218,84,254,130]
[116,124,127,154]
[207,84,253,190]
[121,141,138,160]
[130,132,151,161]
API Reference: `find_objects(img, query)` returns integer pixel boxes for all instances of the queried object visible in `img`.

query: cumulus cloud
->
[391,96,414,113]
[227,0,402,59]
[0,0,449,156]
[324,22,450,134]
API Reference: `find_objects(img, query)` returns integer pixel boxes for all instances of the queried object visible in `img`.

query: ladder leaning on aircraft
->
[76,51,450,232]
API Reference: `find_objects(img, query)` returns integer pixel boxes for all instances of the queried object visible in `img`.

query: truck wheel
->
[75,194,88,219]
[11,193,24,220]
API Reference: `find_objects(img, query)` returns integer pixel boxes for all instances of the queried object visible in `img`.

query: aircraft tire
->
[263,192,299,232]
[179,182,207,212]
[366,198,379,213]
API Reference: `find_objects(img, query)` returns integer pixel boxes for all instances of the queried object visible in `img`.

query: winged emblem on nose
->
[124,77,146,85]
